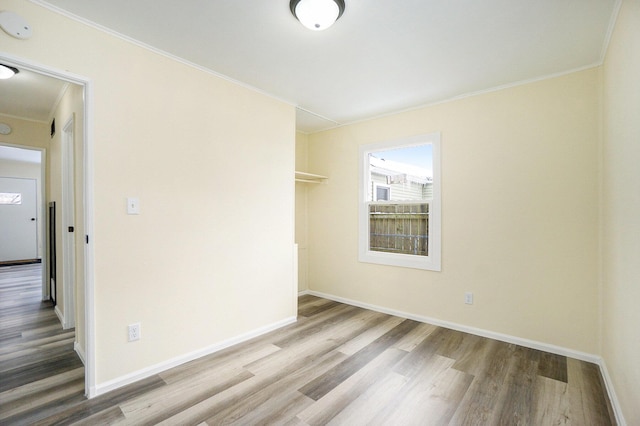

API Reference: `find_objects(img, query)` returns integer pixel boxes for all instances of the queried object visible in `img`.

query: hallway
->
[0,263,84,423]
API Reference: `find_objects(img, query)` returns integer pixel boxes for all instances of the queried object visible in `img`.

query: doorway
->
[0,177,38,262]
[0,53,95,397]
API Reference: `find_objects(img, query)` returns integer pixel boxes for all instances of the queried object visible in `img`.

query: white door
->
[0,177,38,262]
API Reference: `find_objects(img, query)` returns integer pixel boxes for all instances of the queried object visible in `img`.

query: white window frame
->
[358,132,441,271]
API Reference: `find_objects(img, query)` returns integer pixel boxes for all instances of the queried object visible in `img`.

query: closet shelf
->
[295,171,328,184]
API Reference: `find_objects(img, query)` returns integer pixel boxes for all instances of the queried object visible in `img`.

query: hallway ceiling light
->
[0,64,19,79]
[290,0,345,31]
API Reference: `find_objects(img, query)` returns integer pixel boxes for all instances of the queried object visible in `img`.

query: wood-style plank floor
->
[0,265,615,425]
[0,264,84,425]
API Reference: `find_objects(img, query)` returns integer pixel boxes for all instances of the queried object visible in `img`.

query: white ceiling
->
[0,145,41,163]
[2,0,619,133]
[0,66,67,123]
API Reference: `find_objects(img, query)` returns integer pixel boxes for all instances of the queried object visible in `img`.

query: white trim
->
[83,76,96,399]
[0,143,48,300]
[54,304,64,325]
[47,83,70,123]
[295,106,340,128]
[39,149,47,301]
[93,316,297,397]
[299,290,627,423]
[61,116,75,330]
[0,53,96,400]
[599,0,623,63]
[597,359,627,426]
[306,290,600,363]
[313,63,607,134]
[28,0,296,111]
[293,243,299,314]
[359,133,441,271]
[74,341,86,366]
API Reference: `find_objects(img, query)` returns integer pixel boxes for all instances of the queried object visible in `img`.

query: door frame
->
[0,53,96,398]
[0,144,46,297]
[62,116,76,329]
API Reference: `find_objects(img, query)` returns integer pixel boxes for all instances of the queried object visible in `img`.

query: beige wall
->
[602,0,640,422]
[48,83,86,349]
[307,68,601,354]
[0,115,49,150]
[1,0,296,386]
[295,131,309,292]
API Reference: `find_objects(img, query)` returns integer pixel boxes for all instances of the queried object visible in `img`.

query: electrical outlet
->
[128,323,141,341]
[464,292,474,305]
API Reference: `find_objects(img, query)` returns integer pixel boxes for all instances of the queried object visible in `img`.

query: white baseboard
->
[93,315,297,397]
[74,341,86,366]
[54,305,64,326]
[597,358,627,426]
[306,290,627,423]
[298,290,310,296]
[306,290,598,362]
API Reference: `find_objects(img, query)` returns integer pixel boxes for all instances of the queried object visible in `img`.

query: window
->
[374,184,390,201]
[359,132,441,271]
[0,193,22,205]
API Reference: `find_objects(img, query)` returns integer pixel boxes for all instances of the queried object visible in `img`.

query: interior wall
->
[307,68,601,354]
[48,83,86,349]
[295,131,309,292]
[0,115,49,150]
[0,157,43,259]
[2,0,296,386]
[602,0,640,422]
[47,90,63,317]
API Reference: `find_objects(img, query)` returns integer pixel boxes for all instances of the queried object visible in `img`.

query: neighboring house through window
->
[359,132,441,271]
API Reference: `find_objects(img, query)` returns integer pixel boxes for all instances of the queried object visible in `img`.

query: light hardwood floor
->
[0,264,615,425]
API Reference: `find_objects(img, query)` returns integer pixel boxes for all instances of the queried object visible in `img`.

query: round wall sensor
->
[0,123,12,135]
[0,11,33,40]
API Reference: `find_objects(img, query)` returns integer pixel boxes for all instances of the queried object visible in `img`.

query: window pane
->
[375,185,390,201]
[368,144,432,202]
[0,193,22,205]
[369,203,429,256]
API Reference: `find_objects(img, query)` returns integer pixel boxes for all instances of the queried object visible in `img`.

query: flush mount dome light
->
[290,0,345,31]
[0,64,19,79]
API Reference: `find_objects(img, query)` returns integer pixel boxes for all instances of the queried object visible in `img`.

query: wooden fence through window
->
[369,203,429,256]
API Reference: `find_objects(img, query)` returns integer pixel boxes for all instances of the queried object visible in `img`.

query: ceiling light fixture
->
[0,64,19,80]
[290,0,345,31]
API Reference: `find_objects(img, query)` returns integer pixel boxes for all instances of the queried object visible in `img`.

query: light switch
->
[127,197,140,215]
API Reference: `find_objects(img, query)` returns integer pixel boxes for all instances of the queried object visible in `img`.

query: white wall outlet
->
[128,323,141,341]
[464,292,474,305]
[127,197,140,215]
